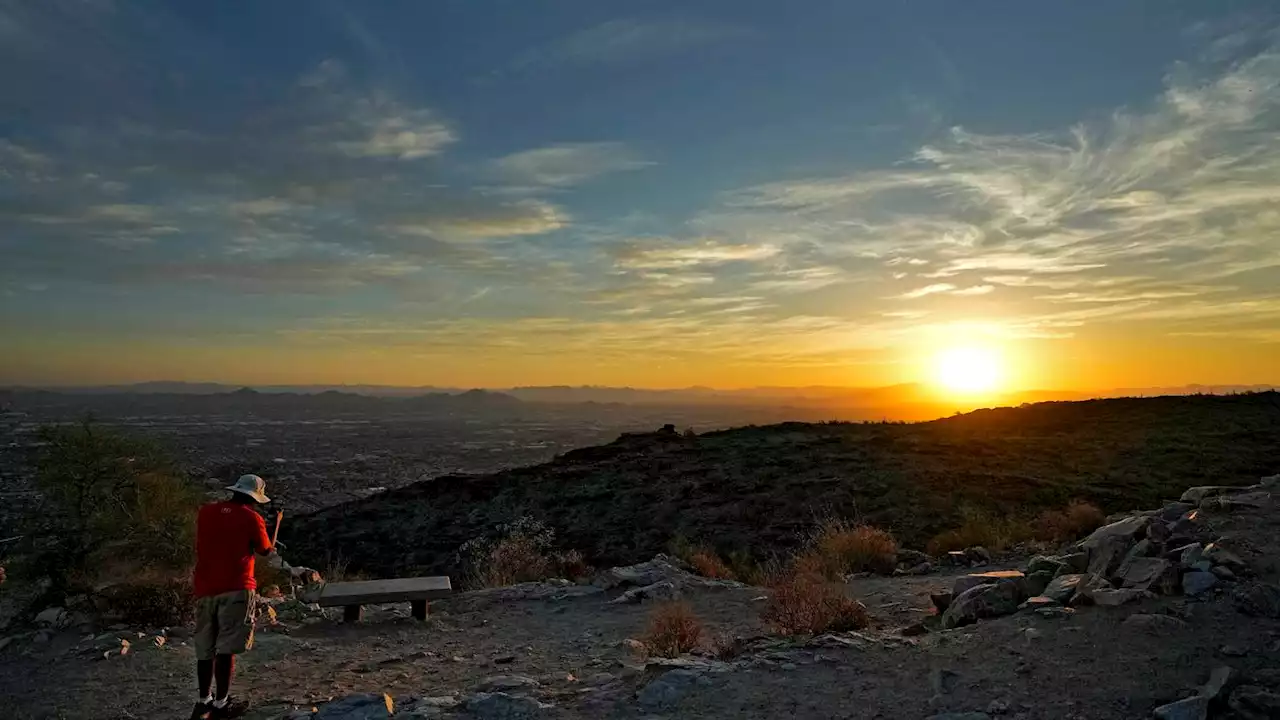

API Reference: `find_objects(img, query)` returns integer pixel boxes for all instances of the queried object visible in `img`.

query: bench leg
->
[343,605,363,623]
[411,599,428,621]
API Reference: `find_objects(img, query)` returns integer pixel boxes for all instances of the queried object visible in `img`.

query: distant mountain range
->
[5,381,1275,407]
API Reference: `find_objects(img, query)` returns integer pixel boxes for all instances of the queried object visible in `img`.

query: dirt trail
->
[3,502,1280,719]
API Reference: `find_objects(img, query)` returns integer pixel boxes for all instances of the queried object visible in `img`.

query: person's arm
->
[250,512,273,556]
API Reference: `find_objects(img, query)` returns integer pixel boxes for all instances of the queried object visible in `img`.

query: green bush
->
[25,420,202,598]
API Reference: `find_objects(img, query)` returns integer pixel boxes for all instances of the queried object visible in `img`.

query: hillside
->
[285,392,1280,578]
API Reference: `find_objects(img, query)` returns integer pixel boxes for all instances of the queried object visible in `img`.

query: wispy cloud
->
[512,18,750,69]
[491,142,652,188]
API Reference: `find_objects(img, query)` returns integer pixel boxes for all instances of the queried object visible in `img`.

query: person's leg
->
[197,658,214,698]
[191,597,217,719]
[213,654,235,701]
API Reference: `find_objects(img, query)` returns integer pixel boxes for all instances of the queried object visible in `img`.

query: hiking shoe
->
[188,700,213,720]
[210,697,250,719]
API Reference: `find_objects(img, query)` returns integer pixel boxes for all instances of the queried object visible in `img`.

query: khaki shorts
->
[193,590,257,661]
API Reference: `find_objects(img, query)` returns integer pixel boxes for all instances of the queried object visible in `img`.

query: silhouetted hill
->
[284,392,1280,578]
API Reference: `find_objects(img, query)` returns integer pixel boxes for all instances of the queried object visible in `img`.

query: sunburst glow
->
[933,346,1003,395]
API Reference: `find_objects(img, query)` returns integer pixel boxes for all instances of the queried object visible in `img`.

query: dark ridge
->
[282,392,1280,579]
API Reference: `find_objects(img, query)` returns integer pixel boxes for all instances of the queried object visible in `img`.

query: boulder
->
[34,607,67,628]
[1203,544,1247,572]
[952,571,1025,597]
[941,580,1023,629]
[930,592,953,613]
[1202,665,1237,702]
[1152,695,1208,720]
[1057,552,1089,574]
[1027,556,1066,576]
[314,693,394,720]
[965,547,993,565]
[1233,583,1280,618]
[1080,515,1149,577]
[1212,566,1237,581]
[1089,588,1153,606]
[595,555,689,590]
[1124,613,1188,632]
[1200,492,1271,511]
[637,668,710,710]
[1180,485,1257,504]
[1025,571,1054,598]
[1183,571,1219,597]
[610,580,681,605]
[477,676,540,692]
[1042,574,1085,604]
[1228,686,1280,720]
[1176,544,1206,569]
[465,692,551,719]
[1070,573,1114,606]
[1158,502,1197,521]
[1115,557,1173,591]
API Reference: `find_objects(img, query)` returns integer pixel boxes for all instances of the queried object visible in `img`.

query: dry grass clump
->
[926,506,1031,555]
[805,519,898,578]
[99,577,195,627]
[643,601,705,658]
[460,516,588,589]
[1032,500,1106,542]
[688,550,735,580]
[761,572,870,635]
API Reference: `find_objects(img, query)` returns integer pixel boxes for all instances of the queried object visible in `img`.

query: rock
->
[1123,614,1188,632]
[930,592,953,613]
[953,571,1025,597]
[986,699,1010,715]
[1234,583,1280,618]
[1089,588,1153,606]
[1080,515,1150,577]
[1158,502,1197,521]
[1020,596,1058,609]
[1116,557,1173,591]
[1176,544,1206,569]
[1180,485,1257,504]
[901,622,929,637]
[1202,665,1236,701]
[1024,571,1054,598]
[637,668,709,710]
[1203,544,1247,572]
[1212,566,1237,581]
[1152,695,1208,720]
[595,555,689,590]
[965,547,993,565]
[1201,491,1271,511]
[314,693,394,720]
[1034,606,1073,619]
[1070,573,1115,606]
[1057,552,1089,574]
[492,654,516,665]
[945,551,970,567]
[478,676,540,692]
[610,581,681,605]
[905,562,934,575]
[1228,686,1280,720]
[1026,556,1066,576]
[34,607,67,628]
[1042,574,1085,604]
[1182,571,1219,596]
[465,692,551,719]
[926,714,990,720]
[941,581,1023,629]
[898,549,932,566]
[0,636,13,652]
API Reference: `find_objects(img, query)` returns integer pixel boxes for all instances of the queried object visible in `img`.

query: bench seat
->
[315,576,452,622]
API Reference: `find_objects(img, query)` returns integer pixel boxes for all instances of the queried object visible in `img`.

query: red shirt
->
[193,501,272,597]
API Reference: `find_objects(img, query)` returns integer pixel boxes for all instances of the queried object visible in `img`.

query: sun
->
[932,346,1003,395]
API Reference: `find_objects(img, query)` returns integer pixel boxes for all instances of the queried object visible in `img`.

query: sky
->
[2,0,1279,391]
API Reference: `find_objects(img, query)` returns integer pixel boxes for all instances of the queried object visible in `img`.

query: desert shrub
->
[459,515,582,589]
[761,572,870,635]
[688,550,735,580]
[726,549,776,586]
[25,420,201,597]
[98,577,195,627]
[643,601,704,658]
[804,519,898,578]
[925,505,1032,555]
[1031,500,1106,542]
[549,549,592,580]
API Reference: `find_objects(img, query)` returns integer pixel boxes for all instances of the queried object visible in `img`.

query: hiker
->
[190,474,278,720]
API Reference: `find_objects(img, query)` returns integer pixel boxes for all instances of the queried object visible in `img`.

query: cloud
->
[228,198,296,217]
[390,200,569,240]
[491,142,652,188]
[513,18,750,69]
[616,239,782,270]
[899,283,955,299]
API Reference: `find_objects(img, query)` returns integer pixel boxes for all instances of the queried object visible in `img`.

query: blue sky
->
[2,0,1279,388]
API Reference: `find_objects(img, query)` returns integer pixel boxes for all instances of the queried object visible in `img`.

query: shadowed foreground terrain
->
[286,393,1280,578]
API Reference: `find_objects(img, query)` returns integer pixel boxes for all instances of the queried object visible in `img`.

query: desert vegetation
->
[760,571,870,635]
[458,515,590,589]
[641,601,705,658]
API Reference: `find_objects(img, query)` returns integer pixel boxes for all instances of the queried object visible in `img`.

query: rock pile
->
[595,554,744,604]
[934,475,1276,628]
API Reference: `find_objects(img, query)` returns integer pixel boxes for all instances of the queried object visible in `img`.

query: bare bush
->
[761,572,869,635]
[806,519,898,577]
[459,516,583,589]
[926,505,1031,555]
[1032,500,1106,542]
[643,601,704,658]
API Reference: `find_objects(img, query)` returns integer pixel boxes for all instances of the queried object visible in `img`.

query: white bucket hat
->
[226,474,270,504]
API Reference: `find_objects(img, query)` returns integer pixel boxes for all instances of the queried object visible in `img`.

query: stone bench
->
[315,576,453,623]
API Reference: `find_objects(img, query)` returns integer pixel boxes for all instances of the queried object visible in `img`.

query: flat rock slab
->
[317,577,453,606]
